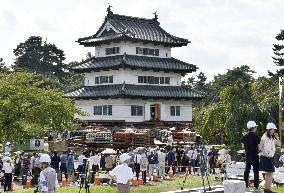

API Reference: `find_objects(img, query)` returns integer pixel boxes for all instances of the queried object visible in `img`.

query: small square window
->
[170,106,175,116]
[165,77,170,84]
[95,77,100,84]
[154,77,159,84]
[160,77,164,84]
[155,49,159,56]
[109,76,113,83]
[138,76,143,83]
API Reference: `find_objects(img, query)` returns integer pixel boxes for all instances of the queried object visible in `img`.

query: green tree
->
[272,29,284,74]
[0,71,84,141]
[0,58,9,72]
[12,36,84,91]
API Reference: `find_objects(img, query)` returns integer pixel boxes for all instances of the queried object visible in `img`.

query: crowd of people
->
[0,142,229,192]
[0,119,282,193]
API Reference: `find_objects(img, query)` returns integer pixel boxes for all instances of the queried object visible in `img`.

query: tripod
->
[180,143,211,192]
[79,159,90,193]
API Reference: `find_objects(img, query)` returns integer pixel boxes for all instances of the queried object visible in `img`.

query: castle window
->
[95,76,114,84]
[136,47,159,56]
[94,105,112,115]
[165,77,170,84]
[170,106,180,116]
[106,47,120,55]
[131,105,143,116]
[137,76,170,85]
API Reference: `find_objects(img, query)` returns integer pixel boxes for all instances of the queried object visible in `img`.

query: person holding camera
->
[242,121,260,191]
[259,123,280,193]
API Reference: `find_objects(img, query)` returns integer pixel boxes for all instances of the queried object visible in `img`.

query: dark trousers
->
[209,161,215,174]
[91,165,99,183]
[142,171,147,184]
[4,173,12,191]
[244,157,259,189]
[60,163,67,179]
[134,163,140,180]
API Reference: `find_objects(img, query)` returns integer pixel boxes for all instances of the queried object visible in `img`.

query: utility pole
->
[279,77,283,147]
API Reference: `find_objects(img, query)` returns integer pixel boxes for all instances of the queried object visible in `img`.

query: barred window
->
[170,106,180,116]
[94,105,112,115]
[131,105,143,116]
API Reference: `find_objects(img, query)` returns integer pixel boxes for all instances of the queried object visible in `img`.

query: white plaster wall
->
[163,100,192,122]
[75,99,146,122]
[74,99,192,122]
[84,69,182,86]
[94,41,171,58]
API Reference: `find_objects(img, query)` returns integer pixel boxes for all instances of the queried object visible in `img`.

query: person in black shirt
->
[242,121,261,191]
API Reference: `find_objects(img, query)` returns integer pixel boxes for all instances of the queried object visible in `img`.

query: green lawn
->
[13,176,284,193]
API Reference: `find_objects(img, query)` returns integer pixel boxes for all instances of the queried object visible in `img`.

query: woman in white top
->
[259,123,281,193]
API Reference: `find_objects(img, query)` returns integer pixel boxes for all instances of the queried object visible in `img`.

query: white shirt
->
[90,155,101,166]
[279,154,284,163]
[187,149,198,160]
[78,155,86,166]
[261,134,276,157]
[109,163,133,184]
[157,151,166,164]
[3,162,14,173]
[39,167,58,193]
[134,154,142,163]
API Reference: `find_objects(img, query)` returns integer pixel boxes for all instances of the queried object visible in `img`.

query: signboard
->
[30,139,44,150]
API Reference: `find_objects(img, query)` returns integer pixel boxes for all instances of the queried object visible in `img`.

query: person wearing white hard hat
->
[242,120,261,191]
[259,123,281,193]
[38,154,58,193]
[3,157,14,191]
[109,153,133,193]
[4,142,12,154]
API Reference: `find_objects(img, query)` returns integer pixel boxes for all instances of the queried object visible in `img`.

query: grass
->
[13,176,284,193]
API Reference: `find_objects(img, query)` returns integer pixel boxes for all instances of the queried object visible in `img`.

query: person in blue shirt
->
[167,148,175,175]
[147,151,158,179]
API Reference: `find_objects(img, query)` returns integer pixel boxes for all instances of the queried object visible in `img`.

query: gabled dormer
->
[77,7,190,48]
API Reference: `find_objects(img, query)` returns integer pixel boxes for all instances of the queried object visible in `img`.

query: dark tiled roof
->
[72,54,197,73]
[64,84,204,100]
[78,13,189,47]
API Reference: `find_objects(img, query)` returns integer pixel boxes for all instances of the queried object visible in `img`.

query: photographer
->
[259,123,280,193]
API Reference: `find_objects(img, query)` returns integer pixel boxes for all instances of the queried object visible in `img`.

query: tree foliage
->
[273,29,284,70]
[193,66,278,149]
[12,36,84,91]
[0,71,84,141]
[0,58,9,72]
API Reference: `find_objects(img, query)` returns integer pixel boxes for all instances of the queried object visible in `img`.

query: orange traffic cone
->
[138,172,144,185]
[151,168,159,181]
[26,179,32,189]
[132,172,138,186]
[61,177,68,187]
[94,172,100,185]
[168,166,174,178]
[185,167,191,176]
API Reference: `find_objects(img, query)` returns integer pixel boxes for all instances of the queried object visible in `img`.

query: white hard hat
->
[39,154,51,163]
[119,153,131,163]
[247,121,257,129]
[266,123,277,130]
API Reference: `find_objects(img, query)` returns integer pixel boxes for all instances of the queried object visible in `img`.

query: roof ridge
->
[108,13,158,24]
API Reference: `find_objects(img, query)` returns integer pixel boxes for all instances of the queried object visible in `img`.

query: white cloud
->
[0,0,283,80]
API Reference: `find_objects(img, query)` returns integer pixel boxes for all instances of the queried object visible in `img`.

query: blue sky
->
[1,0,283,80]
